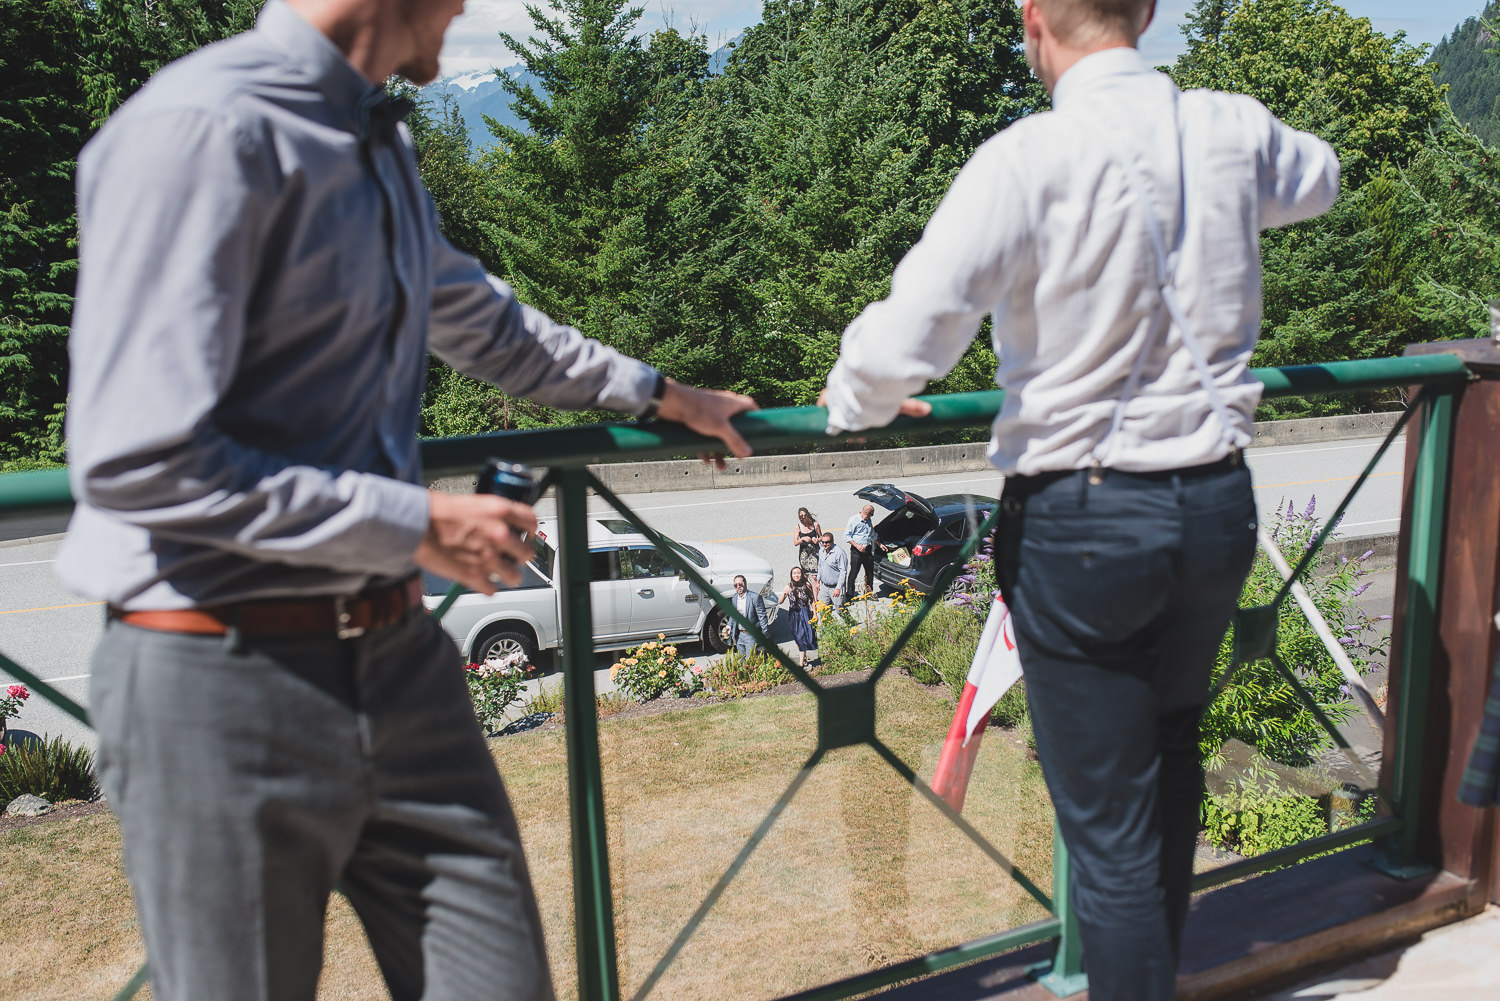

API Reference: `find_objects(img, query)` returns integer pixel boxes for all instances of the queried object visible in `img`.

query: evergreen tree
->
[615,0,1042,407]
[1428,2,1500,145]
[0,0,262,466]
[0,0,90,465]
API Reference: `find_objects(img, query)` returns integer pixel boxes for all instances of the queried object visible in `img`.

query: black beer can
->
[476,459,540,505]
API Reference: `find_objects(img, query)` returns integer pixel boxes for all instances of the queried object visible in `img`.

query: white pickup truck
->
[423,517,776,667]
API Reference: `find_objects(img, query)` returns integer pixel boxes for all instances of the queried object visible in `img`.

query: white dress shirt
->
[824,47,1339,475]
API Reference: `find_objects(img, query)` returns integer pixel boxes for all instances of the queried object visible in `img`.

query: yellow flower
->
[624,658,637,666]
[849,626,859,635]
[665,646,677,655]
[644,642,657,650]
[683,658,695,666]
[657,669,667,678]
[658,633,666,640]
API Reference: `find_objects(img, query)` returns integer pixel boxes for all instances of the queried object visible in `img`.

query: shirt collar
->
[1050,46,1155,110]
[256,0,383,129]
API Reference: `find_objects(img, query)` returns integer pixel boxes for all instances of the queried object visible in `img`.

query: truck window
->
[619,546,679,580]
[589,549,618,581]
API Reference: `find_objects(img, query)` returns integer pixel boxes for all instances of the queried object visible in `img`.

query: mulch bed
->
[0,798,110,833]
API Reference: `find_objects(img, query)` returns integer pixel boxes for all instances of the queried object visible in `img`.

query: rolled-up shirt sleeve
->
[824,138,1024,433]
[67,108,430,576]
[1253,98,1340,229]
[424,207,658,415]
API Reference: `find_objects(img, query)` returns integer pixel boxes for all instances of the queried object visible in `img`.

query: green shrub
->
[1202,776,1379,859]
[464,655,528,735]
[0,736,99,803]
[1203,500,1386,771]
[611,637,703,702]
[987,682,1030,730]
[1201,779,1328,857]
[524,684,565,716]
[700,649,794,697]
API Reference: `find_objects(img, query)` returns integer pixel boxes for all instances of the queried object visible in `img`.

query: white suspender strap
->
[1092,93,1241,468]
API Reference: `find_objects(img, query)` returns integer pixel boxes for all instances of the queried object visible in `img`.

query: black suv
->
[854,483,997,596]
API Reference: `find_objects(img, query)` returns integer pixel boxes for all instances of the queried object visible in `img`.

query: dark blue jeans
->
[995,459,1256,1001]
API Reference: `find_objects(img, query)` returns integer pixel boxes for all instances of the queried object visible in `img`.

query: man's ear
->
[1022,0,1043,39]
[1139,0,1156,36]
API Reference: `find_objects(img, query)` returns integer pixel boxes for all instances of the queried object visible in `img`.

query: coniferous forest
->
[4,0,1500,467]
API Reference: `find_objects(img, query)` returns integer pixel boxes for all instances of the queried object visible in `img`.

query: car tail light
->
[910,543,942,557]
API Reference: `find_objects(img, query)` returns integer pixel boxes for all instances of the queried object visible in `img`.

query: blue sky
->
[437,0,1490,77]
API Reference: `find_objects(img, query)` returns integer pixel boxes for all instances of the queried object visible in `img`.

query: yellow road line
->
[0,600,105,616]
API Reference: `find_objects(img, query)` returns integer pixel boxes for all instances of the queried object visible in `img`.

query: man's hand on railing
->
[415,491,539,595]
[655,379,757,470]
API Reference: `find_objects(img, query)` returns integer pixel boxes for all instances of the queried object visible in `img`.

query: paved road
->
[0,434,1405,750]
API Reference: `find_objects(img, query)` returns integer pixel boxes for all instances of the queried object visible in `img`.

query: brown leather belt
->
[110,576,425,639]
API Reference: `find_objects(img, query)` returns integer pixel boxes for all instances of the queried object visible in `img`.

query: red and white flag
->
[931,593,1024,812]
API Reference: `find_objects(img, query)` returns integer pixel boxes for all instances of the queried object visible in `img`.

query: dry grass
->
[1,675,1052,1001]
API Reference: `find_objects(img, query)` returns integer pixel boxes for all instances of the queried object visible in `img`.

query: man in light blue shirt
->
[814,532,848,609]
[844,503,878,597]
[64,2,756,999]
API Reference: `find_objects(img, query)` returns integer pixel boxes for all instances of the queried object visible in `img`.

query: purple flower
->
[1353,581,1371,596]
[1358,549,1374,562]
[1339,636,1356,646]
[1286,499,1297,519]
[1377,614,1392,621]
[1339,684,1350,696]
[1303,496,1317,519]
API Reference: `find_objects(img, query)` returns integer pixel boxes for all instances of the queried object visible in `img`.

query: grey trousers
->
[90,610,554,1001]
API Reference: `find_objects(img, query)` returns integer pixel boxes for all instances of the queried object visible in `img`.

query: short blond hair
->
[1034,0,1153,45]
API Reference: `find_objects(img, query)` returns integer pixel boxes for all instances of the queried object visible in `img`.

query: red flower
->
[6,685,27,700]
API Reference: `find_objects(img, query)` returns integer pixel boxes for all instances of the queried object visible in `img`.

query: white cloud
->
[439,0,763,76]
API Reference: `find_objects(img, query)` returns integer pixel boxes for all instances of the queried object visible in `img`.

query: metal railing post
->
[1380,388,1454,877]
[555,468,621,1001]
[1037,820,1088,996]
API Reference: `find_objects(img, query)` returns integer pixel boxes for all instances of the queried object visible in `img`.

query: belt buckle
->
[334,595,366,640]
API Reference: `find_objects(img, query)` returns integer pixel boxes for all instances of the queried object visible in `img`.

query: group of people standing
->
[792,504,880,606]
[728,503,886,668]
[754,505,882,667]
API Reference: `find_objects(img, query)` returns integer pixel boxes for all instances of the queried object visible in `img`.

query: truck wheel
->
[472,626,538,670]
[704,609,731,654]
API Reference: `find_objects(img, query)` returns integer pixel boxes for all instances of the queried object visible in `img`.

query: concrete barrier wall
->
[431,412,1404,497]
[1250,411,1402,448]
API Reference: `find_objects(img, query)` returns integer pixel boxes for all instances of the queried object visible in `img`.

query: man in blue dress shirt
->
[61,1,754,999]
[844,503,878,597]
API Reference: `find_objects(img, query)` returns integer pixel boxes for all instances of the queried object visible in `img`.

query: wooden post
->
[1385,340,1500,907]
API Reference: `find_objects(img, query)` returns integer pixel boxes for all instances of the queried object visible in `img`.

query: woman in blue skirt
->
[778,565,819,667]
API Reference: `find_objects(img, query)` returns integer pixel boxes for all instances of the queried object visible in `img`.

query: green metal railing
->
[0,353,1471,1001]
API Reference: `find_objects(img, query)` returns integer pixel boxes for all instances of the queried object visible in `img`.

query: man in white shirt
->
[820,0,1338,996]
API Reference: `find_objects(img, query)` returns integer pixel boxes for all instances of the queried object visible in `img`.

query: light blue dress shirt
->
[845,513,876,547]
[60,1,657,609]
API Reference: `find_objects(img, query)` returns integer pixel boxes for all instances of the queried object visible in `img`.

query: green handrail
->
[0,354,1471,511]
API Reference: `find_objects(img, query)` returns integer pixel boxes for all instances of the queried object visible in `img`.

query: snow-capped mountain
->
[419,36,739,155]
[419,66,537,152]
